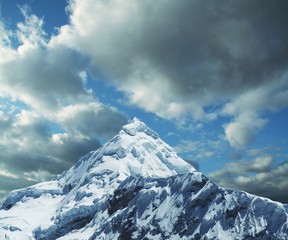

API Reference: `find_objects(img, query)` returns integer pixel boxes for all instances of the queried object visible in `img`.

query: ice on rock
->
[0,117,287,240]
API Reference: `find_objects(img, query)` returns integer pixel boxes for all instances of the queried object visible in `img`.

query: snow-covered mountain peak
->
[63,117,195,187]
[122,117,159,139]
[1,118,287,240]
[47,117,195,217]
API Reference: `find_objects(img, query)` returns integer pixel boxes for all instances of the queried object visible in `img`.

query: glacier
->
[0,117,287,239]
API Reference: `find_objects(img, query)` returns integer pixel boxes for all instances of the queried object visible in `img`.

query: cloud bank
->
[51,0,288,148]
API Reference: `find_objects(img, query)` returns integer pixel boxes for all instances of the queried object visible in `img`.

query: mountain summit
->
[0,118,287,239]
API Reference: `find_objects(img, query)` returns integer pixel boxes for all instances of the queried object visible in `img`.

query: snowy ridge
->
[0,118,287,239]
[85,173,288,240]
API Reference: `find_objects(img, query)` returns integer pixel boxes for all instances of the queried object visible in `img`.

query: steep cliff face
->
[0,118,287,239]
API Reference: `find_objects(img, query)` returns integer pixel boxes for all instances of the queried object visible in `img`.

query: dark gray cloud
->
[208,156,288,203]
[0,109,101,175]
[56,0,288,147]
[57,103,127,139]
[60,0,288,114]
[0,175,37,200]
[0,100,128,176]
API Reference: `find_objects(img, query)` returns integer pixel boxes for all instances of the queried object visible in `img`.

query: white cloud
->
[250,156,273,171]
[0,168,18,179]
[222,75,288,148]
[14,110,40,126]
[51,133,69,145]
[16,5,47,52]
[224,119,266,149]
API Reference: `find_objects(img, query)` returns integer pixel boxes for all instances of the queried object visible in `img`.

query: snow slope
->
[0,118,287,239]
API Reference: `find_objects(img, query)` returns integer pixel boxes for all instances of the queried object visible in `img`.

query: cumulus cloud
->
[51,0,288,125]
[224,118,266,149]
[208,155,288,203]
[45,0,288,149]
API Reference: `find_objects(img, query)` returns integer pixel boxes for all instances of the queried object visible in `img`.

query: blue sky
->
[0,0,287,203]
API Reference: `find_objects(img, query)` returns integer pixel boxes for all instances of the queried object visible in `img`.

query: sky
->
[0,0,287,203]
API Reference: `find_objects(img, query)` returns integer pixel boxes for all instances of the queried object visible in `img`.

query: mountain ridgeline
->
[0,118,287,239]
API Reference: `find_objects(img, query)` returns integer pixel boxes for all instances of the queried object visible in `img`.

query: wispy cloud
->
[174,138,225,162]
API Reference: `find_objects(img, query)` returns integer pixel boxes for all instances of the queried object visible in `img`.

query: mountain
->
[0,118,287,240]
